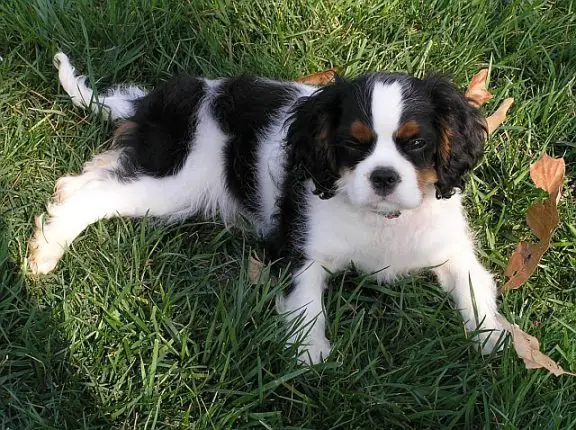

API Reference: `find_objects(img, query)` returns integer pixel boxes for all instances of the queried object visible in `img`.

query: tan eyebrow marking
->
[350,120,374,143]
[395,120,420,141]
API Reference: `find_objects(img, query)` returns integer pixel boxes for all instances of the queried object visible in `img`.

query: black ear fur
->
[424,76,487,199]
[285,81,346,199]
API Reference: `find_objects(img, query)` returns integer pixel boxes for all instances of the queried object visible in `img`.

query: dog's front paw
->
[294,334,332,365]
[473,314,508,355]
[53,52,70,70]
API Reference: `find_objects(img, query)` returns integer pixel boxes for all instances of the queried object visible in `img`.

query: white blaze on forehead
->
[370,81,404,137]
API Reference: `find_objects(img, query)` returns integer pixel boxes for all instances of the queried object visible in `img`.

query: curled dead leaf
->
[485,97,514,135]
[465,68,513,135]
[248,255,277,286]
[526,199,559,242]
[496,315,573,376]
[296,69,337,86]
[499,156,571,374]
[503,241,549,291]
[465,69,493,107]
[248,255,266,283]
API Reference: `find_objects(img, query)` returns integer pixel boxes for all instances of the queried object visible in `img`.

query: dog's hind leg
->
[27,150,197,275]
[54,52,146,120]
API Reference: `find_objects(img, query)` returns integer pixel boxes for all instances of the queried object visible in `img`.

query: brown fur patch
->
[350,120,374,143]
[439,127,452,162]
[395,120,420,141]
[416,167,439,191]
[113,120,137,141]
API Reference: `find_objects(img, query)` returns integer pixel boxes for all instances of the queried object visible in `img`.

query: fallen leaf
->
[248,255,278,286]
[465,69,493,107]
[465,68,513,135]
[530,154,566,199]
[526,199,559,241]
[496,315,573,376]
[296,69,337,86]
[248,255,266,283]
[485,97,514,135]
[499,155,570,374]
[502,154,565,291]
[503,241,549,290]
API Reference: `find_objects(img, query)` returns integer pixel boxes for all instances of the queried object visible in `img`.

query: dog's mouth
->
[373,209,401,219]
[382,210,401,219]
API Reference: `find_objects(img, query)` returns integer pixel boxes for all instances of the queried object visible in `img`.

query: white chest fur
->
[281,188,503,365]
[305,190,472,281]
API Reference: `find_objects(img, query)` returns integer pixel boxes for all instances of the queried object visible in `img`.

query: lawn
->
[1,0,575,428]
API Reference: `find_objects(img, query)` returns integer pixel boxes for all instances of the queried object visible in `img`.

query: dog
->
[28,52,506,364]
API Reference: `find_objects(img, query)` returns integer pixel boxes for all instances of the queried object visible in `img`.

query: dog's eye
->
[407,138,427,150]
[342,138,359,146]
[341,138,368,148]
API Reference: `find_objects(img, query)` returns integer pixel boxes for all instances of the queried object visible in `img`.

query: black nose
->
[370,167,400,195]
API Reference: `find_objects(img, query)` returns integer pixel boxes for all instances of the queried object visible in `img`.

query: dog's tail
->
[53,52,147,120]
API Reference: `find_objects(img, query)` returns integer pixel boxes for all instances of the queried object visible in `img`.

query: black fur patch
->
[115,75,206,178]
[285,74,384,199]
[265,171,309,296]
[418,75,486,198]
[211,77,298,215]
[266,172,308,264]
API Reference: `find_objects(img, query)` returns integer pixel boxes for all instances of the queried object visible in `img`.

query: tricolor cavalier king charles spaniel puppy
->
[29,53,506,364]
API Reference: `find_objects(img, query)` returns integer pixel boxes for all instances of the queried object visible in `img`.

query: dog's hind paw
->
[27,215,66,275]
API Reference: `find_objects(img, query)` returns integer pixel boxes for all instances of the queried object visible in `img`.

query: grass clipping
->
[251,69,571,375]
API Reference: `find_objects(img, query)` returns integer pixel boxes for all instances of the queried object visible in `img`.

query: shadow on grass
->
[0,222,109,429]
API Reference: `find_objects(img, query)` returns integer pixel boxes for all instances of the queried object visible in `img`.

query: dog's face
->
[288,73,487,215]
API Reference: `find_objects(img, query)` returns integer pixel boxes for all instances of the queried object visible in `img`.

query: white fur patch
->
[54,52,146,119]
[371,81,404,135]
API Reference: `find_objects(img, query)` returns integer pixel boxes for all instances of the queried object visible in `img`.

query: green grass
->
[1,0,575,428]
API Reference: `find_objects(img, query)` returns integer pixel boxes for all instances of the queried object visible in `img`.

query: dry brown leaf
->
[465,69,513,135]
[248,255,266,283]
[503,241,549,290]
[530,154,566,199]
[465,69,493,107]
[248,255,278,286]
[485,97,514,135]
[499,155,572,374]
[526,199,559,241]
[496,315,573,376]
[502,154,565,291]
[296,69,337,86]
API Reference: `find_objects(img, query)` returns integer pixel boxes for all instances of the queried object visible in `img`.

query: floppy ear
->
[285,81,346,199]
[424,76,487,199]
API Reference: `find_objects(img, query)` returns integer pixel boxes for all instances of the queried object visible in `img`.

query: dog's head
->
[287,73,487,215]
